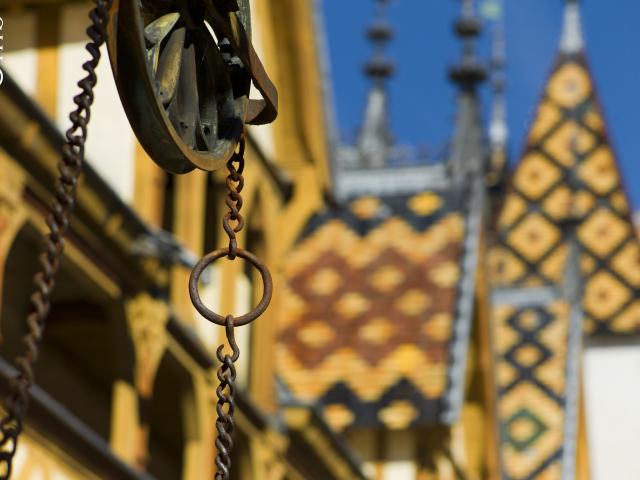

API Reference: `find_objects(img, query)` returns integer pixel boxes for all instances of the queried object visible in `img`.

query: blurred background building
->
[0,0,638,479]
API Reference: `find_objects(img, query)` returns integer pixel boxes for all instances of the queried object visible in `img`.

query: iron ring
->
[189,248,272,327]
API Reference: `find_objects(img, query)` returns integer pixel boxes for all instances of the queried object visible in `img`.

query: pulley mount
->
[106,0,278,173]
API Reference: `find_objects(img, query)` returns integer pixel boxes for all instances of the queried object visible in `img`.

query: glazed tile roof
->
[277,183,481,431]
[490,30,640,480]
[490,53,640,336]
[493,297,581,479]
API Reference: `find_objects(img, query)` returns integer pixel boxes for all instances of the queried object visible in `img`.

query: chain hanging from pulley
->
[189,135,273,478]
[0,0,277,478]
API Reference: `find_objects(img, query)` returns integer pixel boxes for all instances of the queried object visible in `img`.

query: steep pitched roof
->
[490,22,640,337]
[275,0,487,433]
[490,2,640,478]
[277,184,480,431]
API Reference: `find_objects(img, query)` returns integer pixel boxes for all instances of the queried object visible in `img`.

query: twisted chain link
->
[213,136,246,479]
[0,2,111,477]
[222,137,245,260]
[189,132,272,478]
[214,316,240,480]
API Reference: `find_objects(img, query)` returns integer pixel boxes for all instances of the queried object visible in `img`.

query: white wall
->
[58,2,135,203]
[584,342,640,480]
[1,4,137,204]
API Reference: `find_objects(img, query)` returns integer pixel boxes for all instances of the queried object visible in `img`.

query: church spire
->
[449,0,486,90]
[356,0,395,170]
[560,0,584,54]
[447,0,487,180]
[487,0,508,187]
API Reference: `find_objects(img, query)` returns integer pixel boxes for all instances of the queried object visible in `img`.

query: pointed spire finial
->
[450,0,487,90]
[354,0,395,170]
[487,0,508,185]
[560,0,584,54]
[447,0,486,180]
[364,0,395,82]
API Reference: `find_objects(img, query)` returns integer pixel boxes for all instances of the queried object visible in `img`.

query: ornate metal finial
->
[560,0,584,54]
[355,0,395,170]
[364,0,395,83]
[449,0,487,89]
[486,0,508,185]
[447,0,487,180]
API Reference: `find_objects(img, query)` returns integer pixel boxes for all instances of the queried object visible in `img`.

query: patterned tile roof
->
[493,299,581,479]
[277,184,481,431]
[490,38,640,480]
[490,53,640,336]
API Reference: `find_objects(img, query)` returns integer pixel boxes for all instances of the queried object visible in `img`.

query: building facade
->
[0,0,638,479]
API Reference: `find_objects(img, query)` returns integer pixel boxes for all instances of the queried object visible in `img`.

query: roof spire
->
[357,0,395,169]
[487,0,508,187]
[447,0,487,180]
[364,0,395,84]
[449,0,486,90]
[560,0,584,54]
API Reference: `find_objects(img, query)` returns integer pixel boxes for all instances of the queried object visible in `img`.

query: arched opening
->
[0,224,133,440]
[147,351,199,479]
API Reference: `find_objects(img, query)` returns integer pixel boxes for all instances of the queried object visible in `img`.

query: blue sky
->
[322,0,640,209]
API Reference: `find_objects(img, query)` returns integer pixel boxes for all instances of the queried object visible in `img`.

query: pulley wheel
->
[106,0,252,173]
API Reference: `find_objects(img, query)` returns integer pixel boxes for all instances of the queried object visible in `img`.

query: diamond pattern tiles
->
[490,50,640,480]
[277,191,470,430]
[490,54,640,336]
[494,303,570,480]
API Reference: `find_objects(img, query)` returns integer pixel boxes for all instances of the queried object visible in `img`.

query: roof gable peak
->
[560,0,584,54]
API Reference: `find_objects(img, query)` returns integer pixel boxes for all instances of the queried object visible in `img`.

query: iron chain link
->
[214,316,240,479]
[222,137,246,260]
[191,127,272,478]
[0,1,112,478]
[214,136,245,479]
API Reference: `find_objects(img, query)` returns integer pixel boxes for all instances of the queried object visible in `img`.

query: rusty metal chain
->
[0,1,111,477]
[214,315,239,479]
[189,132,272,479]
[222,137,246,260]
[213,140,245,479]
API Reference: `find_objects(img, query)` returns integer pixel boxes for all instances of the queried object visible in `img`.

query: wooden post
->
[120,293,170,469]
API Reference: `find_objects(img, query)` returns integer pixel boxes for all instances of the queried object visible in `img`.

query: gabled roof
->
[276,182,481,431]
[490,34,640,337]
[275,0,487,433]
[490,1,640,478]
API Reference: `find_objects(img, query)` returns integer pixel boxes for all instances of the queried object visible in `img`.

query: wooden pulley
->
[106,0,278,174]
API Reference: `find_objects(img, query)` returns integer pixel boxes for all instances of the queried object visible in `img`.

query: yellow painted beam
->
[171,170,207,324]
[576,387,591,480]
[35,4,59,118]
[133,143,165,229]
